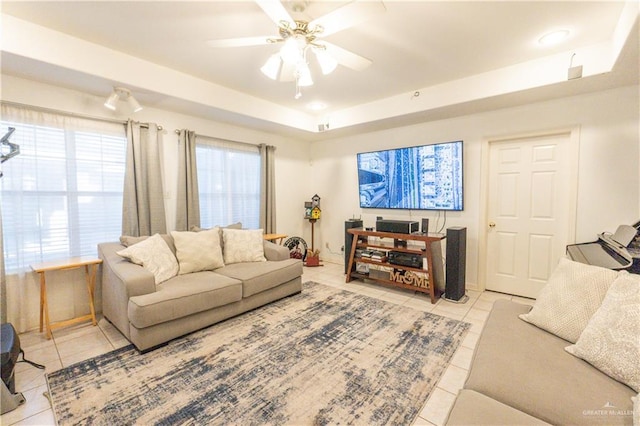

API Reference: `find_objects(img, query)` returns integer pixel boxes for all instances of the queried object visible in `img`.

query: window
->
[196,137,260,229]
[1,107,127,272]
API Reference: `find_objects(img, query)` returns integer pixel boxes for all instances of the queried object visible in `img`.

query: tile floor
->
[2,261,533,425]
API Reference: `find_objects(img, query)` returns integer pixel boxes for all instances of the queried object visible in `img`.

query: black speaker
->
[345,219,363,273]
[421,218,429,234]
[445,227,467,302]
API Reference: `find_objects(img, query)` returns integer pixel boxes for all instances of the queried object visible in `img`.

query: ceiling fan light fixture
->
[314,47,337,75]
[280,36,305,64]
[296,63,313,87]
[261,53,282,80]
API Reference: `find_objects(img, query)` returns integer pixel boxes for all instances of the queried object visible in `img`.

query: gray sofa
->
[98,239,302,351]
[446,299,635,425]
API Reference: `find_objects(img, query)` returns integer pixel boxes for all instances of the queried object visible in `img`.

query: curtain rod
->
[174,128,260,148]
[1,101,163,130]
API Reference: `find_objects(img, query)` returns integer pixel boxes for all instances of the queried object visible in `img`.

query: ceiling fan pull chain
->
[295,77,302,99]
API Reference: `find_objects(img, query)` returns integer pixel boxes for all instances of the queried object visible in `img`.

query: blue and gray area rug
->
[47,281,470,425]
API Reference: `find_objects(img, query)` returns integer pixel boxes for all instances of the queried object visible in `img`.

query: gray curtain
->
[259,144,276,233]
[176,129,200,231]
[122,120,167,236]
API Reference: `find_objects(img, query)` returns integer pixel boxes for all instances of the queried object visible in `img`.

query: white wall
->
[311,85,640,289]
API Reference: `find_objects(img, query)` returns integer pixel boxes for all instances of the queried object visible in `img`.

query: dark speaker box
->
[445,227,467,302]
[345,219,363,273]
[376,219,419,234]
[421,218,429,233]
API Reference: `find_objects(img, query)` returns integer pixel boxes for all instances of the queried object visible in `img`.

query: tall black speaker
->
[445,227,468,303]
[345,219,363,273]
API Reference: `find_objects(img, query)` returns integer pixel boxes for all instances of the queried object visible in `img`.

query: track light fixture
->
[104,87,143,112]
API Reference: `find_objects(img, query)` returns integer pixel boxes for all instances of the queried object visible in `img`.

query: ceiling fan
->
[207,0,386,98]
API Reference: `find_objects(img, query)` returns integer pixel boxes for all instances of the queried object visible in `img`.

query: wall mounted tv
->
[357,140,463,211]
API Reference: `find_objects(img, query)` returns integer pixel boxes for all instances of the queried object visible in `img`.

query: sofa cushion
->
[465,299,635,425]
[216,258,302,298]
[565,271,640,392]
[171,228,224,274]
[116,233,179,284]
[128,271,242,329]
[446,389,551,425]
[519,257,619,343]
[222,228,266,264]
[120,233,177,256]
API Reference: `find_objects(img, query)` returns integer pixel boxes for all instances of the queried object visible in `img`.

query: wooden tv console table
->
[346,228,445,304]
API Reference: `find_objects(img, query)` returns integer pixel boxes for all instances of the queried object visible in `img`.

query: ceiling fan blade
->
[207,36,275,48]
[255,0,296,29]
[310,1,386,37]
[323,42,372,71]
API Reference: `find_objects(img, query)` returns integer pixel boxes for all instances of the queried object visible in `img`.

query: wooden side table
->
[30,257,102,339]
[263,233,287,245]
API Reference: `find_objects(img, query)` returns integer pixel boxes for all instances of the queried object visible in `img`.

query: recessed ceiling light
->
[538,30,570,46]
[307,101,327,111]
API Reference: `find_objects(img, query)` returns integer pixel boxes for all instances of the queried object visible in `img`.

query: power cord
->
[17,349,45,370]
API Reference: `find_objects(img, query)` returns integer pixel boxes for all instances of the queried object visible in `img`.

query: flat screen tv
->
[357,140,463,211]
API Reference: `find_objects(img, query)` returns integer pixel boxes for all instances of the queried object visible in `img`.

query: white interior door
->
[485,131,576,298]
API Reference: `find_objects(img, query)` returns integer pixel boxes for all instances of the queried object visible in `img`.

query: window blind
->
[195,137,260,229]
[1,113,126,272]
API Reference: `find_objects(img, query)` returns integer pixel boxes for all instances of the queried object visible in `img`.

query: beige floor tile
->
[50,322,102,344]
[0,383,51,426]
[55,327,110,356]
[465,289,482,301]
[511,295,535,305]
[14,358,62,393]
[15,331,55,353]
[374,291,412,305]
[433,299,473,317]
[59,343,114,368]
[464,307,490,323]
[478,291,511,302]
[430,306,464,321]
[471,298,495,312]
[419,387,458,426]
[55,329,113,366]
[402,297,437,313]
[97,318,130,348]
[11,408,56,426]
[461,315,486,335]
[450,346,474,370]
[15,345,60,374]
[461,331,480,350]
[412,415,437,425]
[437,364,469,395]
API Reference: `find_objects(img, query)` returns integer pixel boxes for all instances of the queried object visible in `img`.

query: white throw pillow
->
[519,257,619,343]
[222,228,266,264]
[171,228,224,274]
[116,233,179,284]
[565,272,640,392]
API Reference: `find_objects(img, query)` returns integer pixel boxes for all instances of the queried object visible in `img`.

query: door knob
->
[489,222,496,228]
